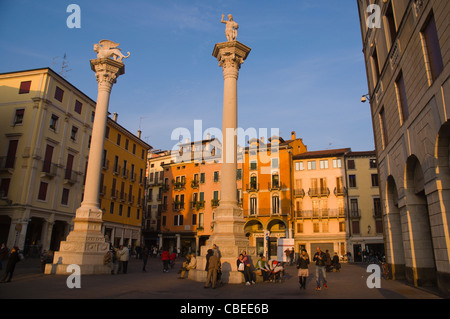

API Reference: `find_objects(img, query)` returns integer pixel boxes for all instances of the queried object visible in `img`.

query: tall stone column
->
[190,40,256,284]
[46,51,126,275]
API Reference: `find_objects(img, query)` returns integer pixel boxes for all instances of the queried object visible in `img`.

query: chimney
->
[291,131,296,140]
[137,130,141,139]
[113,112,118,122]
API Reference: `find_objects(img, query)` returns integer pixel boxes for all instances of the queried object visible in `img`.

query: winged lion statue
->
[93,40,130,62]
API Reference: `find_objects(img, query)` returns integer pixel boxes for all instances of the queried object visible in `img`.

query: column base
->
[45,206,110,275]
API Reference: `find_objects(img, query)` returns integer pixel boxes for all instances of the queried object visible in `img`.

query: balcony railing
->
[334,187,346,196]
[113,165,121,176]
[191,200,205,210]
[0,156,16,171]
[269,182,281,191]
[350,209,361,219]
[246,183,259,193]
[191,180,199,189]
[211,199,219,208]
[102,159,109,171]
[111,189,118,199]
[41,161,58,178]
[64,169,78,184]
[308,188,329,197]
[294,188,305,198]
[296,209,346,219]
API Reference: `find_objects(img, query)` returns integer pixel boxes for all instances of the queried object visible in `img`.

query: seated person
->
[256,255,271,282]
[179,253,196,279]
[331,252,341,271]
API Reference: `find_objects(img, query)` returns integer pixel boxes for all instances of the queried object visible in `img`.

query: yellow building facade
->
[0,68,95,253]
[100,113,151,250]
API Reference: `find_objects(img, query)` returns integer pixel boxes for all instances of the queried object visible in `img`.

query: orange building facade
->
[243,132,307,258]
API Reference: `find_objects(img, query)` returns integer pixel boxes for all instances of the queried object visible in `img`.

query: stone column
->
[190,41,256,284]
[45,58,125,275]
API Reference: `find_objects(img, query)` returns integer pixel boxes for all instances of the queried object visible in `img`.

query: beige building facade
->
[357,0,450,295]
[345,151,384,262]
[292,148,349,258]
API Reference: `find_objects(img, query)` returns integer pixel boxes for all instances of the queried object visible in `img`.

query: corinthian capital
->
[90,58,125,91]
[213,41,251,79]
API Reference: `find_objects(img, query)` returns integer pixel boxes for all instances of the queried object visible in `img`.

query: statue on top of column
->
[94,39,130,62]
[221,14,239,42]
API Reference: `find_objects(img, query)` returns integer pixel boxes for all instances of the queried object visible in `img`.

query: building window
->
[213,171,219,182]
[395,71,409,123]
[50,114,59,131]
[332,159,342,168]
[379,106,388,148]
[38,181,48,201]
[162,216,166,227]
[421,13,444,83]
[19,81,31,94]
[347,159,355,170]
[319,160,328,169]
[192,214,197,225]
[339,221,345,232]
[296,223,303,233]
[384,2,397,49]
[236,169,242,180]
[119,204,123,216]
[61,188,70,206]
[352,221,360,234]
[349,175,357,188]
[371,46,380,85]
[250,197,257,215]
[117,134,121,146]
[105,126,110,139]
[307,161,316,170]
[375,220,383,234]
[271,158,279,169]
[373,198,382,218]
[313,223,320,233]
[250,161,257,170]
[371,174,379,187]
[200,173,205,184]
[295,161,304,171]
[125,139,129,150]
[132,144,136,155]
[272,195,280,214]
[54,86,64,102]
[13,109,24,125]
[350,199,359,217]
[91,111,95,122]
[174,215,184,226]
[127,206,131,218]
[109,202,114,214]
[0,178,11,197]
[369,158,377,169]
[5,140,18,169]
[70,126,78,141]
[74,100,83,114]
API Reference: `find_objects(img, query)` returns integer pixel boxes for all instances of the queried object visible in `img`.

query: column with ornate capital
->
[46,43,127,275]
[189,37,257,284]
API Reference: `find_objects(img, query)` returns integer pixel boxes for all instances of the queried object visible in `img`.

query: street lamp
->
[361,94,371,103]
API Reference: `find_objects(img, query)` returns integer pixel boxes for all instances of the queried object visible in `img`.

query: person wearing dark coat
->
[1,246,21,283]
[204,249,220,289]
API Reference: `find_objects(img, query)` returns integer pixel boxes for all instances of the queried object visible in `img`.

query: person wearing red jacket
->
[169,252,177,269]
[161,249,170,273]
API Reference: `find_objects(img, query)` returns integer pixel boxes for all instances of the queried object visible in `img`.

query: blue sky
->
[0,0,374,152]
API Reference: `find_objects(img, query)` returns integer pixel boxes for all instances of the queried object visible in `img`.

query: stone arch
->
[385,175,405,279]
[266,218,287,233]
[404,155,436,286]
[434,121,450,293]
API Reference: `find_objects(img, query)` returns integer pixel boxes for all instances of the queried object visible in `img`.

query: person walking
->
[256,254,271,282]
[204,249,221,289]
[296,249,310,290]
[1,246,22,283]
[142,246,149,272]
[161,248,170,273]
[313,247,327,290]
[115,245,130,274]
[242,250,255,285]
